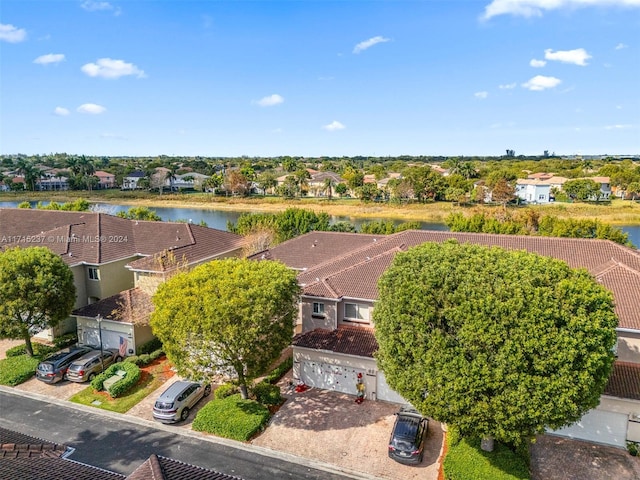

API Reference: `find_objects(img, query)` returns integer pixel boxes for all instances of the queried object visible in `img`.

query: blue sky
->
[1,0,638,157]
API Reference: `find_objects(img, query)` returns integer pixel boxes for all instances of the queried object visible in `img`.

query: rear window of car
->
[38,363,54,372]
[155,401,174,409]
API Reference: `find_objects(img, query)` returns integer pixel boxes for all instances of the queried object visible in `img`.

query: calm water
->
[1,201,639,248]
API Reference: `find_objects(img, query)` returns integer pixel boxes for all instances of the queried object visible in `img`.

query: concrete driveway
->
[251,386,444,480]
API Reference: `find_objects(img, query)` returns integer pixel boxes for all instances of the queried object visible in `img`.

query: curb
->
[0,385,389,480]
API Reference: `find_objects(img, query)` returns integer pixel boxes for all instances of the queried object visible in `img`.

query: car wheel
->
[88,372,96,381]
[180,407,190,422]
[203,385,211,397]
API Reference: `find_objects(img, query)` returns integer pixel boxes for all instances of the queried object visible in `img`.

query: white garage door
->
[376,372,408,404]
[301,362,364,395]
[551,409,628,447]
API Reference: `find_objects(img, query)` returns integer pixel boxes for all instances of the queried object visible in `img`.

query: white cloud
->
[353,36,390,54]
[255,94,284,107]
[605,124,632,130]
[53,107,70,116]
[81,58,145,79]
[474,91,489,99]
[81,1,121,15]
[544,48,592,66]
[77,103,106,114]
[482,0,640,20]
[615,43,628,50]
[530,58,547,67]
[499,82,517,89]
[0,23,27,43]
[322,120,346,131]
[522,75,562,91]
[34,53,65,65]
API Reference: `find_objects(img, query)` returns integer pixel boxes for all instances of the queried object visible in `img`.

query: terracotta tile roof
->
[604,361,640,400]
[72,288,153,323]
[0,209,243,268]
[0,427,125,480]
[293,326,378,358]
[128,454,243,480]
[266,230,640,330]
[249,231,382,270]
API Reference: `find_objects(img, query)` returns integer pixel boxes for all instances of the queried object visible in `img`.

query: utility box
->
[627,414,640,443]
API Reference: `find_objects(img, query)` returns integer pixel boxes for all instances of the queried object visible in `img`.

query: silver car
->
[152,380,211,423]
[65,349,122,383]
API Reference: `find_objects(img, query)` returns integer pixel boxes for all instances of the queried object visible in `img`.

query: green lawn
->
[0,355,41,386]
[69,360,172,413]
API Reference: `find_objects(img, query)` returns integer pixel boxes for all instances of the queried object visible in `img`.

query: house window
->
[88,267,99,281]
[538,194,546,201]
[312,302,325,317]
[344,303,370,323]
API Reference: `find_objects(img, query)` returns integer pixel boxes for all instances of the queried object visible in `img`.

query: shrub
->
[53,333,78,349]
[124,355,141,366]
[149,348,164,361]
[627,441,639,456]
[138,353,151,365]
[263,356,293,384]
[443,436,530,480]
[91,361,140,396]
[0,355,40,386]
[214,382,238,400]
[5,343,57,358]
[192,394,270,441]
[252,382,281,406]
[137,338,162,355]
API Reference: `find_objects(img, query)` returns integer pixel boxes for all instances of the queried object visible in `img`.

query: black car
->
[35,346,94,384]
[388,406,428,465]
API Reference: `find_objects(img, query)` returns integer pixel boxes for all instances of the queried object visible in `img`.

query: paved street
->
[0,388,359,480]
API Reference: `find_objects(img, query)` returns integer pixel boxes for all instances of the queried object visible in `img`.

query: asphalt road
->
[0,389,356,480]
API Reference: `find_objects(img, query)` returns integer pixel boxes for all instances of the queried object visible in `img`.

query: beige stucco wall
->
[300,298,338,332]
[617,331,640,364]
[337,299,375,327]
[85,257,137,302]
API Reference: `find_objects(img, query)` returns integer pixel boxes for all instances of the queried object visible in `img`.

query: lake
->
[1,201,639,248]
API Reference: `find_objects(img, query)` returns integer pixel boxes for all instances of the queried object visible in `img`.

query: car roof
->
[71,350,103,362]
[157,381,198,400]
[42,347,89,363]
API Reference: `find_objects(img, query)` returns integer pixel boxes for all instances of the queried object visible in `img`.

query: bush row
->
[443,435,530,480]
[5,343,58,358]
[192,394,270,441]
[123,348,164,366]
[263,356,293,385]
[91,361,141,397]
[0,355,41,386]
[137,338,163,355]
[53,333,79,349]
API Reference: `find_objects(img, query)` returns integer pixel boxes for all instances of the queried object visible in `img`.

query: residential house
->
[0,427,245,480]
[0,209,245,344]
[306,171,345,197]
[94,170,116,189]
[37,169,70,191]
[253,229,640,447]
[121,171,146,190]
[515,176,611,204]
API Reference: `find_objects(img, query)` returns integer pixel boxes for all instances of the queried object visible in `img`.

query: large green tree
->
[151,258,301,398]
[374,241,618,447]
[0,247,76,356]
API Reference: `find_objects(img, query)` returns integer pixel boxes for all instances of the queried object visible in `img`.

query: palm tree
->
[323,177,336,199]
[78,156,96,191]
[294,169,311,197]
[165,165,179,193]
[16,159,38,191]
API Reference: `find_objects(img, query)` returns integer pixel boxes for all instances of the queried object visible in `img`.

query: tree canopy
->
[0,247,76,356]
[374,241,618,446]
[150,258,301,398]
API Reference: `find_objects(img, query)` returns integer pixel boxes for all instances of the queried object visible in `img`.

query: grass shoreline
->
[1,191,640,225]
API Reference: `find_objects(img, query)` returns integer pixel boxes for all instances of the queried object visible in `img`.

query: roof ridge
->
[596,259,640,278]
[147,454,165,480]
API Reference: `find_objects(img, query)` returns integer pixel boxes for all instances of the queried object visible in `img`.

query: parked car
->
[65,348,123,383]
[152,380,211,423]
[35,345,94,384]
[388,406,428,465]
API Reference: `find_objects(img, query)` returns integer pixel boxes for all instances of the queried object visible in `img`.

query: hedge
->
[53,333,79,349]
[91,362,141,397]
[214,382,238,400]
[263,356,293,384]
[123,349,163,366]
[5,343,58,358]
[443,436,530,480]
[137,338,163,355]
[192,394,270,441]
[251,382,282,406]
[0,355,41,386]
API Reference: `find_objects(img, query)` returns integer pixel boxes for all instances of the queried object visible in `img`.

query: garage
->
[551,409,628,447]
[376,371,407,404]
[301,361,364,396]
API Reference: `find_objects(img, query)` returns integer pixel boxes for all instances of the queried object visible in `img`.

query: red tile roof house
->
[0,209,245,354]
[0,426,244,480]
[251,230,640,448]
